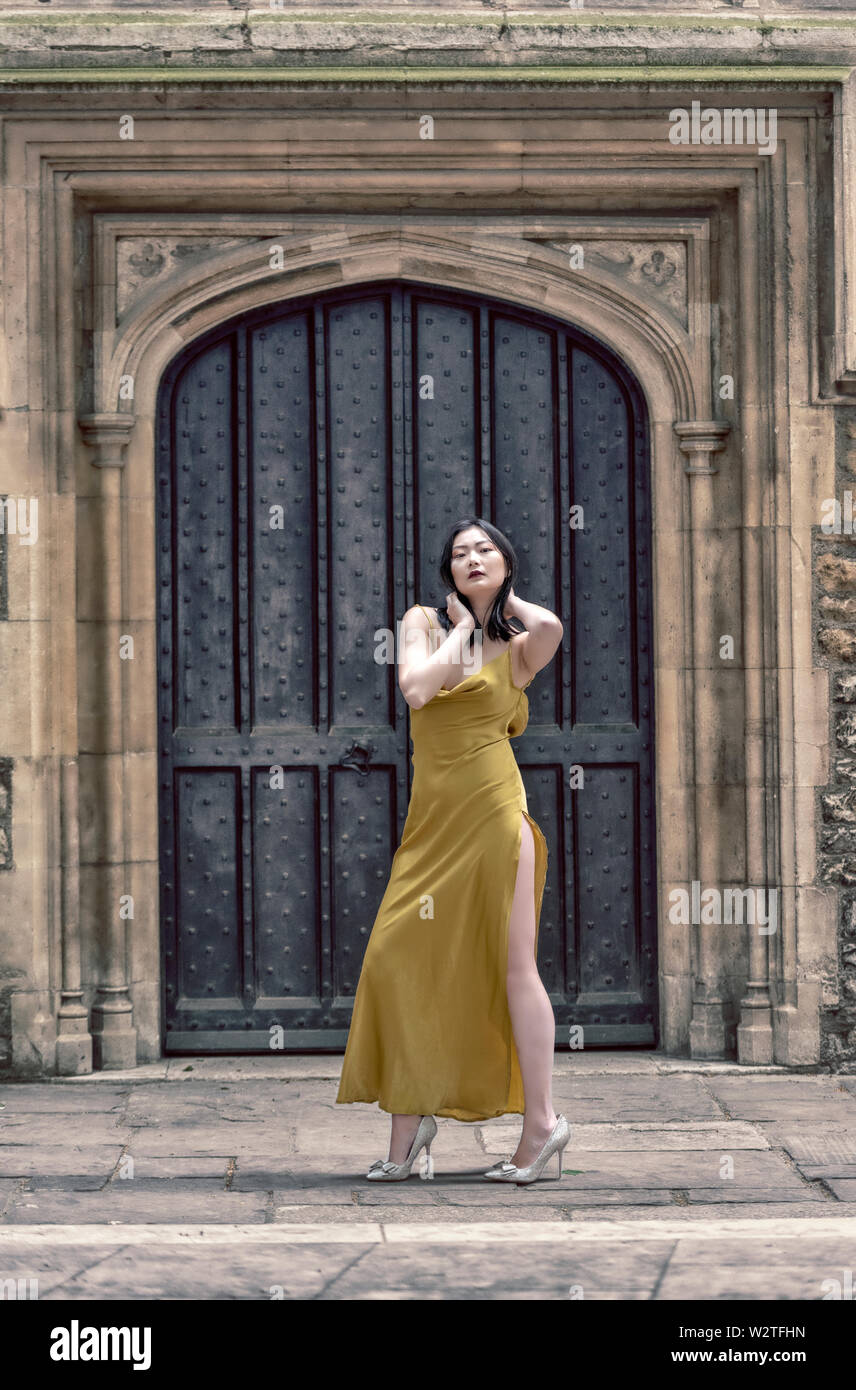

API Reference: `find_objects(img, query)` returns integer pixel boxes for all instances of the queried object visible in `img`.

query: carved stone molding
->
[78,413,136,467]
[116,236,259,322]
[674,419,731,474]
[538,238,688,328]
[87,218,712,425]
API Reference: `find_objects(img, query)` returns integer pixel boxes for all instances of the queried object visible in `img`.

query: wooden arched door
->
[156,280,657,1051]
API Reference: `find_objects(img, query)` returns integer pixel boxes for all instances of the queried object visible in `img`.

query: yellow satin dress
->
[335,608,548,1122]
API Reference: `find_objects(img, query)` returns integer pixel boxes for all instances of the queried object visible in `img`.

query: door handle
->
[341,739,375,775]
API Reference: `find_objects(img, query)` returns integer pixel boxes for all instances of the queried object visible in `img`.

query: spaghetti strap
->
[416,603,438,630]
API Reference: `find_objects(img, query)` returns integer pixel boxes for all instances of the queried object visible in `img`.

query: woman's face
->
[449,527,507,598]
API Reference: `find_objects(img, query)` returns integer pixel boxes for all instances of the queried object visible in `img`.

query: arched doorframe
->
[72,228,780,1071]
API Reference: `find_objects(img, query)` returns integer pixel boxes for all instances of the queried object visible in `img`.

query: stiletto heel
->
[483,1114,570,1185]
[366,1115,437,1181]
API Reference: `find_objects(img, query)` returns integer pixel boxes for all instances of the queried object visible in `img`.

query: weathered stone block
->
[822,860,856,887]
[821,594,856,621]
[821,827,856,854]
[822,789,856,823]
[836,712,856,748]
[819,628,856,661]
[816,554,856,595]
[834,674,856,703]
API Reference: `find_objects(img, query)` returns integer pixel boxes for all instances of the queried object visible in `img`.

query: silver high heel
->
[483,1114,570,1184]
[366,1115,437,1181]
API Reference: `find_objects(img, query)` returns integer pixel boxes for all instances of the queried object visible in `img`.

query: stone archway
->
[71,221,785,1070]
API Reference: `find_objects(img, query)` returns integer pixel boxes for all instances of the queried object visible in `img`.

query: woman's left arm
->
[503,589,563,682]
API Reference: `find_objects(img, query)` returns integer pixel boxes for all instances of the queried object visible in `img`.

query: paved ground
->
[2,1052,856,1300]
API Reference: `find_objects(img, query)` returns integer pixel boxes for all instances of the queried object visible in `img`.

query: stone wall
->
[816,413,856,1063]
[1,3,856,74]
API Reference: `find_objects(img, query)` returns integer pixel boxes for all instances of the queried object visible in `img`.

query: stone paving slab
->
[791,1164,856,1180]
[820,1179,856,1201]
[706,1076,854,1095]
[481,1121,769,1153]
[777,1134,856,1164]
[0,1148,123,1178]
[492,1078,728,1125]
[0,1250,120,1300]
[286,1196,837,1219]
[426,1187,670,1209]
[657,1238,856,1301]
[121,1086,283,1125]
[556,1076,729,1110]
[113,1156,231,1179]
[125,1127,296,1157]
[0,1116,130,1145]
[229,1159,370,1186]
[0,1087,128,1112]
[24,1176,108,1192]
[261,1199,840,1222]
[357,1182,825,1207]
[326,1243,666,1300]
[504,1150,806,1190]
[0,1191,268,1224]
[678,1187,829,1204]
[702,1077,856,1124]
[0,1240,351,1301]
[270,1203,581,1223]
[2,1218,855,1301]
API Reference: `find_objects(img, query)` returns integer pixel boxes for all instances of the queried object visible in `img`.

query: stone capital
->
[78,413,136,468]
[674,420,731,476]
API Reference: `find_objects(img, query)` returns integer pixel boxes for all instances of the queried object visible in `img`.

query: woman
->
[335,518,569,1184]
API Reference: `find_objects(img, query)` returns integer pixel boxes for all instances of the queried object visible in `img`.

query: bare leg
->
[387,1113,422,1164]
[505,814,559,1167]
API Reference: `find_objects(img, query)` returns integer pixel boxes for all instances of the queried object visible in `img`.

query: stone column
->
[675,421,731,1056]
[78,413,138,1069]
[54,756,91,1073]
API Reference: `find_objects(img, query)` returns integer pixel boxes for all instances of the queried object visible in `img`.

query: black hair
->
[431,517,526,649]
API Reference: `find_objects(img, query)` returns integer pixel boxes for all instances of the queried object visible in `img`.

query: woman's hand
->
[445,590,475,631]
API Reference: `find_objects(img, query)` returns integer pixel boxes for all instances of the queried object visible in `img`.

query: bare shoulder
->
[410,603,445,627]
[402,604,432,628]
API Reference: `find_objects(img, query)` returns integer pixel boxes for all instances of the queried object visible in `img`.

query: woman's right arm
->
[397,603,477,710]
